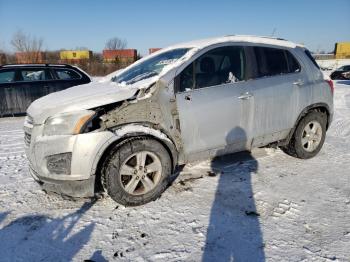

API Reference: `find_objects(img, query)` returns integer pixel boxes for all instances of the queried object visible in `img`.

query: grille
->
[24,132,32,146]
[24,114,34,147]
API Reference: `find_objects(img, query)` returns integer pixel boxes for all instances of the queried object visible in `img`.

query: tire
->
[102,137,172,206]
[280,111,327,159]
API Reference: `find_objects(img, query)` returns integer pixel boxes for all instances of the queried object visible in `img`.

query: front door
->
[0,69,18,115]
[15,67,52,113]
[175,46,254,160]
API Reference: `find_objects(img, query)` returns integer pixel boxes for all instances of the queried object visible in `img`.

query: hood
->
[27,81,139,124]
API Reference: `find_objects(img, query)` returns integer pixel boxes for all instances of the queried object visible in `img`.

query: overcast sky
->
[0,0,349,55]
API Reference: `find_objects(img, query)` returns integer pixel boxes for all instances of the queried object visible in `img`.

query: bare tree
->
[105,37,127,50]
[11,30,43,52]
[11,30,44,63]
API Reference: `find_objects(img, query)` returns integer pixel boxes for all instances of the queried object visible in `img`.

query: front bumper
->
[29,166,96,197]
[25,123,116,197]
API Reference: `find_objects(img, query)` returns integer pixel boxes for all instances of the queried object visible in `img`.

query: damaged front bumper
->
[25,123,116,197]
[29,165,96,197]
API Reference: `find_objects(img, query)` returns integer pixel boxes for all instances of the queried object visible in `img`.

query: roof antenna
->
[271,28,277,37]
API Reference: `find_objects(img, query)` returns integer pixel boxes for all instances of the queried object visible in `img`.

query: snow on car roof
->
[165,35,300,50]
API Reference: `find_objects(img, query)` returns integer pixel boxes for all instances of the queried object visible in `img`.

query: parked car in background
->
[24,35,333,206]
[330,65,350,80]
[0,64,91,116]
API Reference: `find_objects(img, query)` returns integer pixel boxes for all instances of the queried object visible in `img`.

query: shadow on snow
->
[0,199,106,261]
[202,127,265,262]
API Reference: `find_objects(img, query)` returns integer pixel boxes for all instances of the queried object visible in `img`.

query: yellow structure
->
[60,50,92,61]
[335,42,350,59]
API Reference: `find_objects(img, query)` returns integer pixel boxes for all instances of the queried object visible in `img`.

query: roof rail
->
[259,36,287,41]
[224,34,288,41]
[0,63,74,68]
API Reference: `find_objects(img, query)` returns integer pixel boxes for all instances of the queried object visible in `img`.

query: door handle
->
[238,92,253,100]
[293,80,304,86]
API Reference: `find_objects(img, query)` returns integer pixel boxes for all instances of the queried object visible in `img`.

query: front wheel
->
[102,137,172,206]
[280,111,327,159]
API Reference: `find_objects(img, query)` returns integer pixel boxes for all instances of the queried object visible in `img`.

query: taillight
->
[326,79,334,95]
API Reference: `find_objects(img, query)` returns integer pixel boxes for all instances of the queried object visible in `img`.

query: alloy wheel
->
[301,121,323,152]
[119,151,162,195]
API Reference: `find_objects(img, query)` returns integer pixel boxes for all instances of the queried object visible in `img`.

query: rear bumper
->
[29,165,95,197]
[329,111,334,127]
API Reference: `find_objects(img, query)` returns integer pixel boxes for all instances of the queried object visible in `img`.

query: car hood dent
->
[27,81,139,124]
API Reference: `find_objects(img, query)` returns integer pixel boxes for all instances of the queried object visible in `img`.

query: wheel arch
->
[93,124,179,191]
[281,103,331,146]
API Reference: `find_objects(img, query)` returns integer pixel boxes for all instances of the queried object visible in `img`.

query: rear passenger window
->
[54,69,81,80]
[286,51,301,73]
[0,70,15,83]
[254,47,300,77]
[19,69,49,81]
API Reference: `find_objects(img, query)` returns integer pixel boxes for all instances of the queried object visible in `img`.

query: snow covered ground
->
[0,82,349,262]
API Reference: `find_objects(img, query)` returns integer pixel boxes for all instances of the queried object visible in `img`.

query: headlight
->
[43,111,95,136]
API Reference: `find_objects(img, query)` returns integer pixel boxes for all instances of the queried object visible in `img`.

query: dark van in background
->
[0,64,91,116]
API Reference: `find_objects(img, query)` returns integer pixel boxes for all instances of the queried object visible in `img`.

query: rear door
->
[0,69,16,116]
[248,46,305,147]
[175,45,255,160]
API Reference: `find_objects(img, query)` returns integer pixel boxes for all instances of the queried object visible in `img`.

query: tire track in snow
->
[0,130,23,134]
[0,143,24,148]
[0,125,25,158]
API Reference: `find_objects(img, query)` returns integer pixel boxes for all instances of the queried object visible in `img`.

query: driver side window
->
[177,46,246,92]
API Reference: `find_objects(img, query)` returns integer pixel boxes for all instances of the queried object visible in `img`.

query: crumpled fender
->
[91,123,178,175]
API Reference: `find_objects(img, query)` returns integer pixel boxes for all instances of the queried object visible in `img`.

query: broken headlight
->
[43,110,95,136]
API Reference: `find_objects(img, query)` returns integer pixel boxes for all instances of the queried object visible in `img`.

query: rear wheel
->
[102,137,172,206]
[280,111,327,159]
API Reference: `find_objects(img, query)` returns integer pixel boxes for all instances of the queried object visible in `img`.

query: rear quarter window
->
[54,69,81,80]
[304,49,320,69]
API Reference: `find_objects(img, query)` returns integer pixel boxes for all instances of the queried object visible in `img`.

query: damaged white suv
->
[24,36,334,206]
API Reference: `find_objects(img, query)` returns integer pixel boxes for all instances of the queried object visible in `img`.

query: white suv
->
[25,35,334,206]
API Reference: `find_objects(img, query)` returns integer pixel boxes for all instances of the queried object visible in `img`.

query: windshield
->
[112,48,190,85]
[340,65,350,71]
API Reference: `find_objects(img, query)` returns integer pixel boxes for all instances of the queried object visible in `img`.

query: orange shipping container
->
[149,48,161,54]
[0,53,6,65]
[103,49,137,63]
